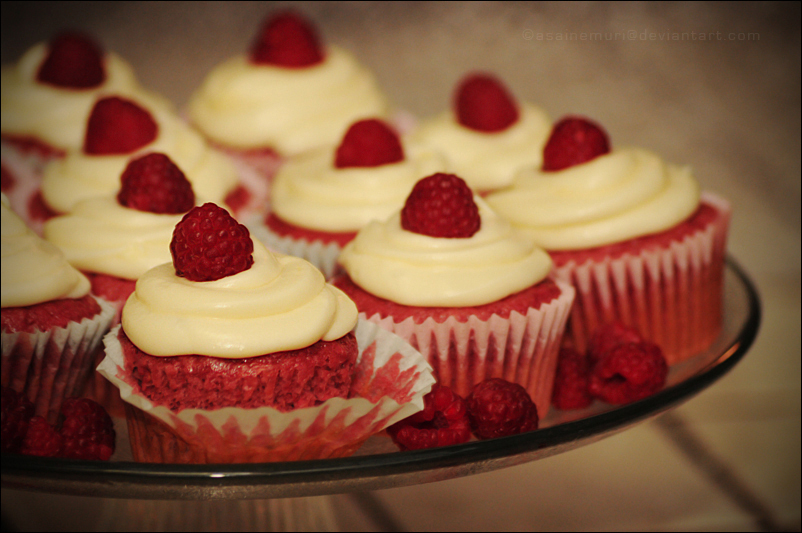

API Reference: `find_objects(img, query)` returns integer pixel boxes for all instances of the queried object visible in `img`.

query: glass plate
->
[1,257,760,500]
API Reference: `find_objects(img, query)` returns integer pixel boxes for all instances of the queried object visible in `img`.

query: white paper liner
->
[1,296,116,424]
[552,192,731,364]
[1,140,57,236]
[247,214,345,280]
[360,279,575,417]
[98,319,435,463]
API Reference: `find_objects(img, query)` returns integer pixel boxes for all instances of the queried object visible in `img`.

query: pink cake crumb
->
[265,212,357,247]
[1,294,102,334]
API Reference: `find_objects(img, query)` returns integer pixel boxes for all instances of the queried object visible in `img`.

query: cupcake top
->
[1,193,90,308]
[408,73,551,193]
[338,173,552,307]
[40,96,239,215]
[43,153,198,280]
[485,117,701,250]
[122,203,357,357]
[187,11,389,156]
[270,119,448,233]
[1,32,173,152]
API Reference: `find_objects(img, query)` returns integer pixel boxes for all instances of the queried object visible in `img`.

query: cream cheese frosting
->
[270,141,448,232]
[338,198,553,307]
[43,196,186,281]
[1,42,173,151]
[121,239,358,358]
[40,109,239,215]
[408,103,552,192]
[187,45,389,156]
[485,147,701,250]
[1,194,90,308]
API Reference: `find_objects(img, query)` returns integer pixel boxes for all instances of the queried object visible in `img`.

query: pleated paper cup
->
[0,140,60,236]
[1,296,115,424]
[98,319,435,464]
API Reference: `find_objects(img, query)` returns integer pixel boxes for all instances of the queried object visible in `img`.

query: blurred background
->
[2,2,799,531]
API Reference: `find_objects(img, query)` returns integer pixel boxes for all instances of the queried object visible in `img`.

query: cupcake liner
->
[1,296,116,424]
[1,141,53,236]
[361,279,576,417]
[98,319,435,463]
[553,192,731,364]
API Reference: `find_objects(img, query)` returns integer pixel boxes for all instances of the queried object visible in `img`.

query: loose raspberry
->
[83,96,158,155]
[454,73,519,133]
[117,153,195,214]
[170,203,254,282]
[552,347,593,410]
[249,10,324,67]
[334,119,405,168]
[588,342,668,405]
[59,398,115,461]
[466,378,539,440]
[387,384,471,451]
[588,322,643,365]
[400,173,481,238]
[542,116,610,171]
[36,31,105,89]
[20,416,62,458]
[1,386,35,453]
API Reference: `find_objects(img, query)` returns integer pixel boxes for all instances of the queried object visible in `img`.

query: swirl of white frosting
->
[408,103,552,192]
[338,198,553,307]
[485,147,701,250]
[187,46,390,156]
[1,194,90,308]
[270,141,448,232]
[43,197,186,280]
[1,42,174,151]
[122,239,358,358]
[40,109,239,215]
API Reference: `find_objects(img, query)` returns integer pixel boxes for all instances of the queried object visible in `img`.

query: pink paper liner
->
[98,319,435,463]
[360,279,576,417]
[1,296,116,424]
[1,141,58,236]
[552,192,731,364]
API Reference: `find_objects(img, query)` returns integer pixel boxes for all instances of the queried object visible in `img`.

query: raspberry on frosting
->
[454,73,520,133]
[542,116,611,171]
[36,31,105,89]
[117,153,195,214]
[334,119,405,168]
[249,10,325,67]
[83,96,158,155]
[170,203,254,282]
[400,173,481,238]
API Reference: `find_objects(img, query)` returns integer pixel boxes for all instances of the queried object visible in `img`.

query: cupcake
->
[38,95,243,220]
[333,173,575,417]
[97,203,434,463]
[1,194,114,424]
[186,10,392,183]
[486,117,731,364]
[1,32,174,231]
[250,118,448,278]
[407,72,552,195]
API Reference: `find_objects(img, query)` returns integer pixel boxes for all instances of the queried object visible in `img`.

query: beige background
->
[2,2,799,531]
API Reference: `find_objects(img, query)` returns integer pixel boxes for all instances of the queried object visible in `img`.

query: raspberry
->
[454,73,519,132]
[542,116,610,171]
[20,416,62,458]
[117,153,195,214]
[36,31,105,89]
[387,384,471,451]
[249,10,324,67]
[466,378,539,440]
[1,386,35,453]
[170,203,254,282]
[83,96,158,155]
[334,119,405,168]
[588,322,643,365]
[59,398,115,461]
[400,173,481,238]
[588,342,668,405]
[552,347,593,410]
